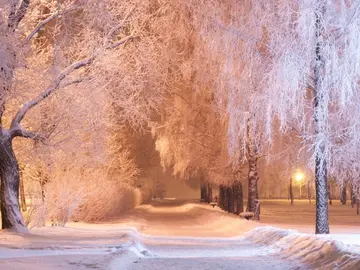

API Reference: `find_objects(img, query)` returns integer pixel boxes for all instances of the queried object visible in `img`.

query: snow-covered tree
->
[188,0,360,233]
[0,0,177,232]
[245,0,360,234]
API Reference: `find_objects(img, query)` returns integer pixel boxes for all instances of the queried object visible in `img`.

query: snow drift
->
[244,227,360,270]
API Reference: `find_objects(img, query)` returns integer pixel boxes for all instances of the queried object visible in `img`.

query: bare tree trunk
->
[223,186,229,212]
[0,133,27,232]
[253,200,260,220]
[218,185,225,210]
[233,181,243,215]
[200,184,206,202]
[238,183,243,214]
[226,186,234,213]
[287,189,290,201]
[357,187,360,215]
[207,184,213,203]
[246,115,259,218]
[19,168,27,212]
[340,184,347,205]
[328,184,332,205]
[1,4,31,231]
[351,184,356,208]
[40,179,46,202]
[308,181,311,204]
[247,156,259,217]
[289,178,294,205]
[314,5,329,234]
[314,147,329,234]
[38,170,48,202]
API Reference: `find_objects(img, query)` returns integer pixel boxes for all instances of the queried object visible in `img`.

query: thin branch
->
[60,77,85,88]
[11,56,95,128]
[11,32,134,130]
[335,3,360,39]
[23,5,82,45]
[110,34,135,49]
[107,4,137,38]
[214,20,272,52]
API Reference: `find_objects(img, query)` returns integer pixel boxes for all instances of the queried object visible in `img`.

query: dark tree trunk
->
[1,3,31,231]
[218,185,225,210]
[200,184,206,202]
[38,170,48,202]
[206,184,213,203]
[314,151,329,234]
[289,178,294,205]
[350,184,356,208]
[246,115,259,218]
[340,184,347,205]
[313,5,329,234]
[233,181,243,215]
[226,186,234,213]
[19,168,26,212]
[223,186,229,212]
[0,133,27,232]
[328,184,332,205]
[232,184,237,214]
[40,177,47,202]
[287,184,290,201]
[357,187,360,215]
[308,181,311,204]
[253,200,260,220]
[247,155,259,216]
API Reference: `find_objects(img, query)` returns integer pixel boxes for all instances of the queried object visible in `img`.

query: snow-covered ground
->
[0,199,359,269]
[260,199,360,235]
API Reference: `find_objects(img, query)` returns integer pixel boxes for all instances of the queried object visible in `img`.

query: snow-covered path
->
[0,199,359,269]
[116,235,299,270]
[0,229,300,270]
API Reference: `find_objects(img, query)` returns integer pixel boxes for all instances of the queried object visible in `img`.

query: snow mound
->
[244,227,360,270]
[126,241,153,258]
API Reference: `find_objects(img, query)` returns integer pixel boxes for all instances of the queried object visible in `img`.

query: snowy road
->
[0,200,359,269]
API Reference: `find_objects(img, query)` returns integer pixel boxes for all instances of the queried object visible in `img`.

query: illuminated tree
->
[0,0,178,232]
[188,0,360,233]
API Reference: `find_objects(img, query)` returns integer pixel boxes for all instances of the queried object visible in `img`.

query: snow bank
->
[244,227,360,269]
[136,202,257,237]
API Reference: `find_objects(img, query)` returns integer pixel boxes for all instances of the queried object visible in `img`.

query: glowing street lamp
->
[295,172,304,183]
[294,171,305,198]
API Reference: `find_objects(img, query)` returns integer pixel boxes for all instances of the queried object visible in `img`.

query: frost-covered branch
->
[10,56,95,128]
[11,27,135,131]
[23,4,83,44]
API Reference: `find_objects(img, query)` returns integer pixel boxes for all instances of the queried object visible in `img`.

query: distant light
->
[295,172,304,182]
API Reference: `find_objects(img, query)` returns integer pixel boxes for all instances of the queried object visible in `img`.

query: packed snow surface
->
[0,199,359,269]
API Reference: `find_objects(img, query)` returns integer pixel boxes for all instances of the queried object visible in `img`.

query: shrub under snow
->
[29,168,141,227]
